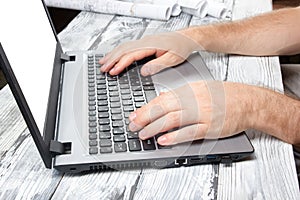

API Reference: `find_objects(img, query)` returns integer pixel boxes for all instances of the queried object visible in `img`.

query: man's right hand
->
[99,31,201,76]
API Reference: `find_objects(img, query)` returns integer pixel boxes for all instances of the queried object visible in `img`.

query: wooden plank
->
[0,86,27,156]
[88,15,150,52]
[58,11,115,52]
[134,166,218,200]
[217,0,300,199]
[52,170,141,199]
[0,128,63,199]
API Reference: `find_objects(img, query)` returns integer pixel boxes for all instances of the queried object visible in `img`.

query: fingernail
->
[129,122,139,131]
[110,68,116,74]
[129,112,136,121]
[158,136,168,145]
[139,129,147,139]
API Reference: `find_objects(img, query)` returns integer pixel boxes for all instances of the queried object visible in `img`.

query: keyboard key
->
[97,84,106,90]
[122,100,133,106]
[88,86,95,92]
[100,139,112,147]
[97,90,107,95]
[127,132,139,139]
[113,135,126,142]
[112,114,122,121]
[89,134,97,140]
[98,100,108,106]
[128,140,142,151]
[110,97,120,102]
[124,112,130,118]
[89,111,96,116]
[121,95,132,100]
[88,101,96,106]
[100,147,113,154]
[111,108,122,114]
[98,112,109,118]
[109,91,119,97]
[97,95,107,100]
[89,147,98,154]
[89,116,97,121]
[120,84,130,89]
[89,122,97,127]
[88,92,95,96]
[142,138,156,150]
[108,81,117,86]
[121,89,131,94]
[89,96,96,101]
[133,91,143,96]
[143,85,155,91]
[89,128,97,133]
[89,106,96,111]
[96,80,106,85]
[108,86,118,91]
[131,86,142,91]
[107,76,117,81]
[99,131,111,139]
[99,125,110,131]
[98,106,109,112]
[114,143,127,152]
[110,102,121,108]
[123,106,134,112]
[135,102,145,108]
[89,140,98,146]
[112,121,124,127]
[99,118,110,125]
[113,128,124,135]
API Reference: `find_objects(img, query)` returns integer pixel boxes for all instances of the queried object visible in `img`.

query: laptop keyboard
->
[87,54,170,154]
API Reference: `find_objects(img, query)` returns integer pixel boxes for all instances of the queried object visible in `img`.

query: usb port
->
[206,155,217,161]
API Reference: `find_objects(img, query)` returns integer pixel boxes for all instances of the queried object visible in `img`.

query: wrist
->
[177,26,210,51]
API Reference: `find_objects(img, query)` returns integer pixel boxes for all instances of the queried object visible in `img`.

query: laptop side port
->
[174,158,188,166]
[189,157,205,164]
[206,155,220,162]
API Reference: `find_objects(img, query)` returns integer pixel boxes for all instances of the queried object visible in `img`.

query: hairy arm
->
[180,6,300,56]
[243,84,300,145]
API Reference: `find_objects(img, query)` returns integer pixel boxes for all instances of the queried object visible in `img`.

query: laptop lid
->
[0,0,62,168]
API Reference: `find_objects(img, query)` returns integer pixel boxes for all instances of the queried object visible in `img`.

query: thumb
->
[140,53,184,76]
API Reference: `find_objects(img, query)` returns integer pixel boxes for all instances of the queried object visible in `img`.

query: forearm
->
[247,85,300,145]
[180,7,300,56]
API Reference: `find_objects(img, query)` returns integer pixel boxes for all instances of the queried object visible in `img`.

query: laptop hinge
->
[60,53,75,63]
[49,140,72,156]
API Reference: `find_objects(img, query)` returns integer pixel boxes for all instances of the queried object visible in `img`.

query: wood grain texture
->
[58,11,114,52]
[217,0,300,199]
[0,87,27,156]
[0,0,299,199]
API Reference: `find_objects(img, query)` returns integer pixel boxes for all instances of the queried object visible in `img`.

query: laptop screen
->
[0,1,57,134]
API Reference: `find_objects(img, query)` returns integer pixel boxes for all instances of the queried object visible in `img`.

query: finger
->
[99,52,111,65]
[141,53,184,76]
[109,49,157,75]
[138,110,198,140]
[157,123,209,146]
[128,92,181,131]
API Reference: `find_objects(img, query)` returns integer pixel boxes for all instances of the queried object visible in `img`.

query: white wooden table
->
[0,0,299,199]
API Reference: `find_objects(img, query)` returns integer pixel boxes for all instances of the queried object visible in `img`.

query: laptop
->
[0,0,254,172]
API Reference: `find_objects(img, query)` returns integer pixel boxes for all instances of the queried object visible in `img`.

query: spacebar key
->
[142,138,156,150]
[144,90,157,103]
